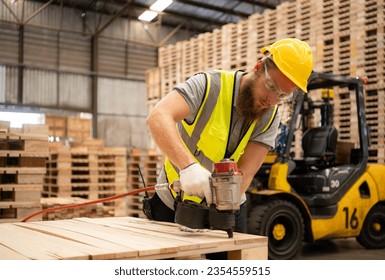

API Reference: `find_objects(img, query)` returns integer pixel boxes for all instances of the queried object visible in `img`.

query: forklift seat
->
[301,125,338,167]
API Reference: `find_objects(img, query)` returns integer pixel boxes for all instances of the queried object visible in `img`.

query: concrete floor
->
[294,238,385,260]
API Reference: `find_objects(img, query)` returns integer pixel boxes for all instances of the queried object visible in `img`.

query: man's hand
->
[179,163,212,204]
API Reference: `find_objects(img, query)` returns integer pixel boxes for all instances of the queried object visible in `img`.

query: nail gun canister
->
[211,159,243,211]
[209,159,243,238]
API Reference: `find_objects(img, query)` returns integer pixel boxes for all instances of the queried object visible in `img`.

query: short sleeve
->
[250,108,281,149]
[174,73,207,124]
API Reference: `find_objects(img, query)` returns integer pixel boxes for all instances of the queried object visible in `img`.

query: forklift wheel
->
[356,204,385,249]
[247,199,304,260]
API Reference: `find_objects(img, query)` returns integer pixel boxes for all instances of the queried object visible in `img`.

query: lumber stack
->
[66,116,92,141]
[40,197,110,220]
[126,148,145,218]
[45,114,92,142]
[127,148,163,218]
[0,122,49,223]
[45,115,66,140]
[43,141,127,217]
[146,0,385,164]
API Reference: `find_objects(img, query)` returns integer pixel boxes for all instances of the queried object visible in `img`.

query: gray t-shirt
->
[174,71,281,154]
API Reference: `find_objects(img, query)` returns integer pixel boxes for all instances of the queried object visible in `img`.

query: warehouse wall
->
[97,77,147,149]
[0,1,194,150]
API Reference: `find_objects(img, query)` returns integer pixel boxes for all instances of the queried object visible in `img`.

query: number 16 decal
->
[343,207,359,229]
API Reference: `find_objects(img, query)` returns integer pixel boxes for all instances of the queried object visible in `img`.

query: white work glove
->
[179,162,212,205]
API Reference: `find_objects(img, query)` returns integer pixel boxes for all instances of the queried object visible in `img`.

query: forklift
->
[246,72,385,259]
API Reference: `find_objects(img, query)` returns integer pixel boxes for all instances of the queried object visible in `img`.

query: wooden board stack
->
[144,148,164,188]
[66,116,92,141]
[126,148,163,218]
[40,197,109,221]
[43,141,127,217]
[45,115,66,140]
[126,148,146,218]
[0,122,49,223]
[158,42,182,99]
[45,114,92,142]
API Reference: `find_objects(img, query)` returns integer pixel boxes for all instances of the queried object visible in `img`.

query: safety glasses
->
[264,62,293,101]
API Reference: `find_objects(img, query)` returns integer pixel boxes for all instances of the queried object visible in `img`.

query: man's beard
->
[236,74,268,121]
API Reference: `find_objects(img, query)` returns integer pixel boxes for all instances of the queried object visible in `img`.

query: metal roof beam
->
[237,0,277,9]
[94,0,133,36]
[24,0,54,25]
[172,0,250,18]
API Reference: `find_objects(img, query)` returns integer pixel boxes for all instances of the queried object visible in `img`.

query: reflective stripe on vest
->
[164,70,278,203]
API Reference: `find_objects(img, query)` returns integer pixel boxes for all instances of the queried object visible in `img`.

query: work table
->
[0,216,268,260]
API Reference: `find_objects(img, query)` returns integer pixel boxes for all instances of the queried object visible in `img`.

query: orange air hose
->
[21,186,155,222]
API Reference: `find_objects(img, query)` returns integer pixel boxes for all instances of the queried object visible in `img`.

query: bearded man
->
[145,38,314,236]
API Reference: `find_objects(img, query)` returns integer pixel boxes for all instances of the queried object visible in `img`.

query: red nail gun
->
[174,158,243,238]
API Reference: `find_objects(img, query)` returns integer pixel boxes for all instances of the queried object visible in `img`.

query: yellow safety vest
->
[164,70,278,202]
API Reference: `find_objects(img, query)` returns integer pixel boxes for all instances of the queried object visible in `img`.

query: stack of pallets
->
[43,142,127,217]
[126,148,163,218]
[158,42,183,99]
[181,34,206,81]
[45,114,92,142]
[45,115,66,140]
[126,148,146,218]
[0,122,49,223]
[66,116,92,141]
[40,197,109,220]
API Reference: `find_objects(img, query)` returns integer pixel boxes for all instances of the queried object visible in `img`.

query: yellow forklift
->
[246,72,385,259]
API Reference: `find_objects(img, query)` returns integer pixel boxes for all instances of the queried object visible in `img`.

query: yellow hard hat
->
[260,38,314,92]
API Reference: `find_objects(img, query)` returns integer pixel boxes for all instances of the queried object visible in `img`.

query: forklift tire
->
[247,199,304,260]
[356,204,385,249]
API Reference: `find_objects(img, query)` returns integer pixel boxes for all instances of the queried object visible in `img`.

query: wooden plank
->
[228,246,268,260]
[0,133,47,141]
[0,245,30,260]
[0,223,106,259]
[0,151,49,157]
[37,219,182,258]
[0,167,46,174]
[16,222,136,260]
[0,217,267,260]
[74,217,217,252]
[75,216,267,259]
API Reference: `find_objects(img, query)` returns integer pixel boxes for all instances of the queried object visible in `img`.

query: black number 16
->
[343,207,359,229]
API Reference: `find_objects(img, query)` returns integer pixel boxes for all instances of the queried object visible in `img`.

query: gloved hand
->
[179,162,212,205]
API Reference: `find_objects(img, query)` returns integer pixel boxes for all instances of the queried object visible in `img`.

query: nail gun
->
[174,158,243,238]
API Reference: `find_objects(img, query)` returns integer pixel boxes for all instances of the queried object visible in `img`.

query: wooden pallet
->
[67,116,91,141]
[45,115,66,139]
[0,123,48,223]
[181,34,205,81]
[0,217,268,260]
[145,67,161,100]
[41,197,112,220]
[126,148,164,218]
[43,144,127,217]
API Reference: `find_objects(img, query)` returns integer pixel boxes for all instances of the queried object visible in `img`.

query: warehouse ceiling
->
[30,0,290,33]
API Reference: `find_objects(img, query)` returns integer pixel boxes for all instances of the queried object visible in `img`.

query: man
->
[145,38,314,232]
